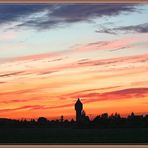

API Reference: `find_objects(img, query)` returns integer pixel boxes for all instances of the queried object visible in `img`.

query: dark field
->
[0,128,148,144]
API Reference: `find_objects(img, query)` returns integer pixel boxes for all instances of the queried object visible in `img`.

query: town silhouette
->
[0,98,148,129]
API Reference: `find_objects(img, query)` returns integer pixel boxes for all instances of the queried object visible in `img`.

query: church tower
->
[75,98,83,122]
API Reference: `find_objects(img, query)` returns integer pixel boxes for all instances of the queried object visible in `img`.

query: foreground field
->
[0,128,148,144]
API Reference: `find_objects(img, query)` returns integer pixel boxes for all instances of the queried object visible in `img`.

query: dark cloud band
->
[96,23,148,34]
[0,3,137,30]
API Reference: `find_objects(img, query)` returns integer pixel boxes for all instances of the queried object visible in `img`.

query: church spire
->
[75,98,83,122]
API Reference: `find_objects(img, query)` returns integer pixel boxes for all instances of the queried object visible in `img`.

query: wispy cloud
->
[74,36,144,52]
[1,50,68,63]
[0,87,40,96]
[0,105,46,112]
[0,103,74,113]
[1,53,148,80]
[0,82,6,84]
[0,4,137,30]
[59,86,121,100]
[0,99,37,104]
[0,71,24,78]
[96,23,148,34]
[75,54,148,68]
[67,87,148,103]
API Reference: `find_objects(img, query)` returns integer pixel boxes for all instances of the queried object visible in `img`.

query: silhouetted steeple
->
[75,98,83,122]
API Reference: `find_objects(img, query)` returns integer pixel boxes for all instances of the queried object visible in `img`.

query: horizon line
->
[1,111,148,121]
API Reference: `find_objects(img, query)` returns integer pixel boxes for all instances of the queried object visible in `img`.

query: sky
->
[0,3,148,120]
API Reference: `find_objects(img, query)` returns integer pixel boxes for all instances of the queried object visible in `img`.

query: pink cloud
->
[63,87,148,103]
[2,53,148,79]
[49,53,148,74]
[2,49,70,63]
[75,36,146,52]
[7,53,146,79]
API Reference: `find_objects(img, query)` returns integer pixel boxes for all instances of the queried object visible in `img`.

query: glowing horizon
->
[0,3,148,120]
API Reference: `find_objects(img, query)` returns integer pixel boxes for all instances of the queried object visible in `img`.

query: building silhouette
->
[75,98,83,122]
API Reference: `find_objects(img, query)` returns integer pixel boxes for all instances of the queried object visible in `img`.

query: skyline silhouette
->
[0,98,148,129]
[0,97,148,121]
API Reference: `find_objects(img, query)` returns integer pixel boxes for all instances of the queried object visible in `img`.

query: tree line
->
[0,112,148,128]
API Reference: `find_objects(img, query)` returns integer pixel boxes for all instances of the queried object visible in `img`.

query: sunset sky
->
[0,3,148,120]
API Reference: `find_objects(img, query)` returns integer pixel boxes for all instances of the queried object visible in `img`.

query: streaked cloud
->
[0,4,137,30]
[0,71,24,78]
[66,87,148,102]
[96,23,148,34]
[0,105,46,112]
[0,103,75,113]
